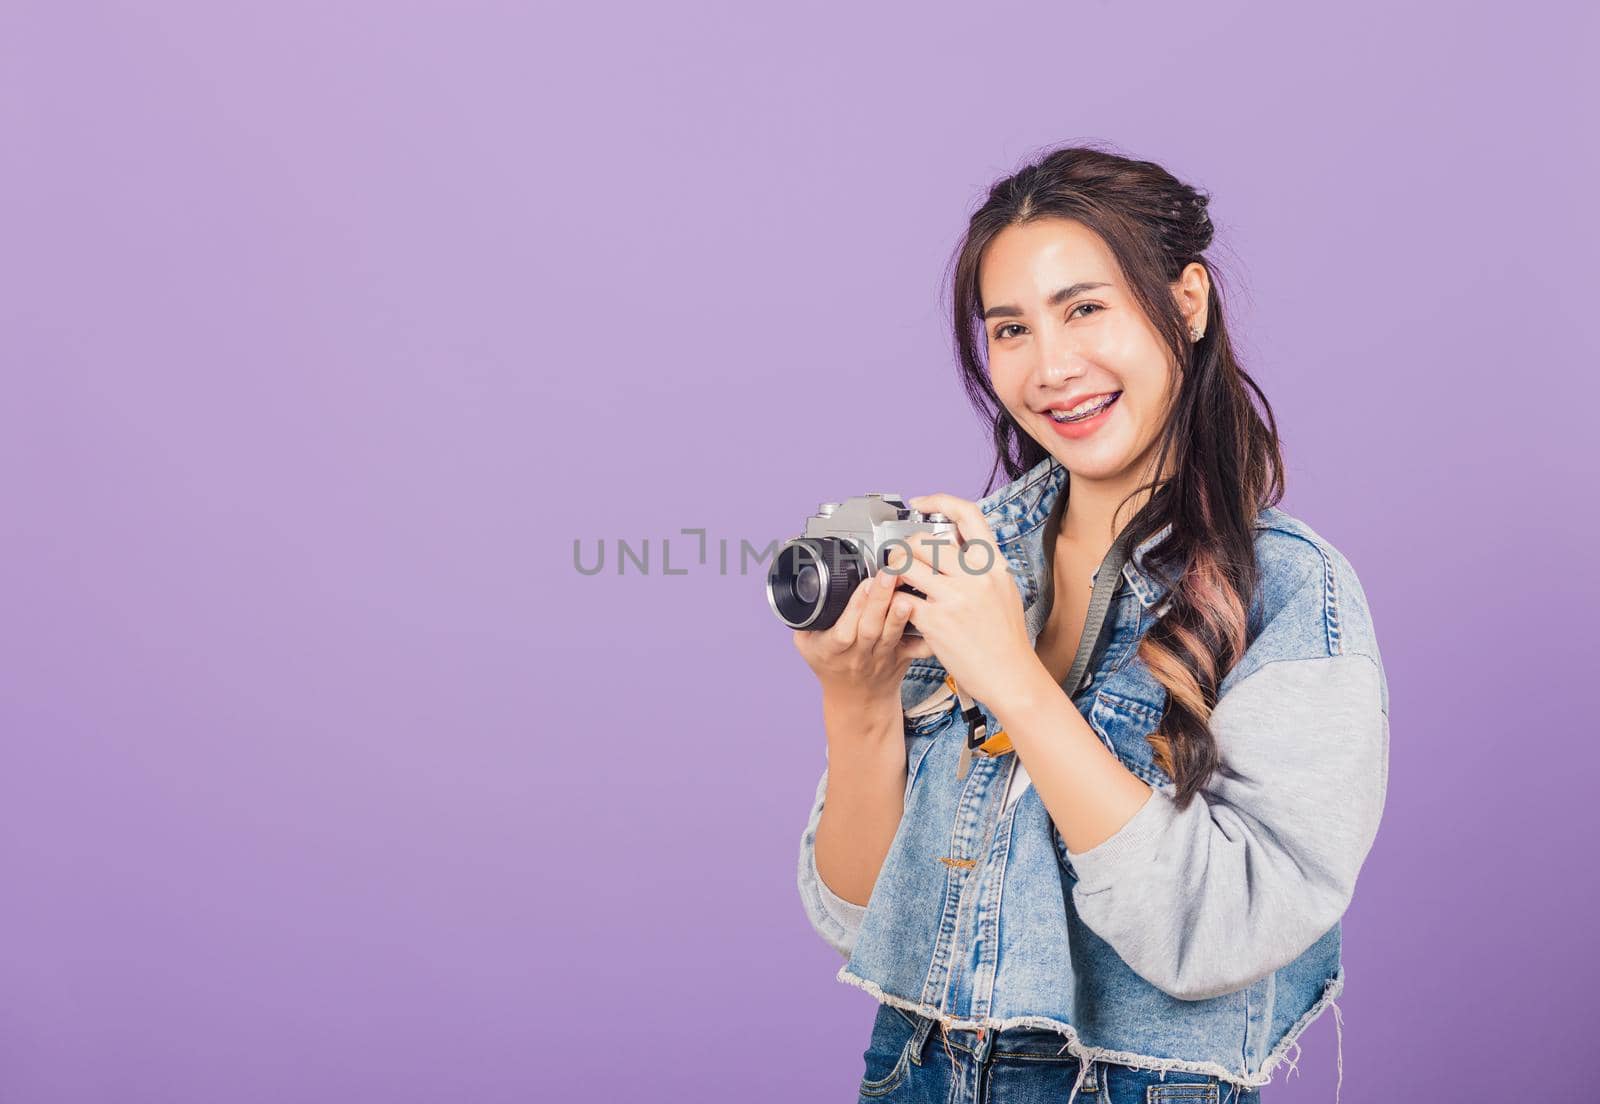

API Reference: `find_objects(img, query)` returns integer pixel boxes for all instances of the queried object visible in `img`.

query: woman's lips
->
[1044,391,1121,438]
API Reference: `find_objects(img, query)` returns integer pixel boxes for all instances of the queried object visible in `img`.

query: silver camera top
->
[799,495,957,556]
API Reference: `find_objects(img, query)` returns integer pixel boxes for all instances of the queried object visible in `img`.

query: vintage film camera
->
[765,494,958,636]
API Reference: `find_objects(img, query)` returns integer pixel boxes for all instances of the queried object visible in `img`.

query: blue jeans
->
[857,1003,1264,1104]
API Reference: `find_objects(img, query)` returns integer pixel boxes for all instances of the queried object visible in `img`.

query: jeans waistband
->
[904,1010,1083,1064]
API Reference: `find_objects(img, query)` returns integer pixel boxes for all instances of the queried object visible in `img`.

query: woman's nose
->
[1034,336,1083,387]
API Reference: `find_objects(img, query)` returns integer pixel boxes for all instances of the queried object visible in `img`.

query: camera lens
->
[794,563,821,605]
[767,537,866,630]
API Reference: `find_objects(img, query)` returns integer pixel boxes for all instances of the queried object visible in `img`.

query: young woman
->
[792,145,1389,1104]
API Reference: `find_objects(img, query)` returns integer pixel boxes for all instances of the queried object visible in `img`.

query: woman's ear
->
[1171,262,1212,333]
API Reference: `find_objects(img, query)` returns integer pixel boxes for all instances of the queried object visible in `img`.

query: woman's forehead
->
[979,221,1119,308]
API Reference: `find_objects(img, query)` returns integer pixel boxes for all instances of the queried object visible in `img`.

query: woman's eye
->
[993,303,1103,340]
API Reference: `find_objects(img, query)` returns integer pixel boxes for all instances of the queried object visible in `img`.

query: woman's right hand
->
[792,567,934,706]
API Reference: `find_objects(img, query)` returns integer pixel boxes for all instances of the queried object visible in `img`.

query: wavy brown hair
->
[943,141,1286,809]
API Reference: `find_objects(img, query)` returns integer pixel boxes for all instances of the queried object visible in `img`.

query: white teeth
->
[1049,393,1117,421]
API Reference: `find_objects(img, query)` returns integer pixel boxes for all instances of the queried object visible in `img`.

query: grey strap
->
[955,527,1134,779]
[1060,529,1134,700]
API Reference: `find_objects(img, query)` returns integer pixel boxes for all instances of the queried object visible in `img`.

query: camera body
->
[766,493,958,635]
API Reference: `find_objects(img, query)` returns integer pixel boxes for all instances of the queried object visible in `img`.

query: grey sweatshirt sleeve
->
[796,759,868,959]
[1064,652,1389,1002]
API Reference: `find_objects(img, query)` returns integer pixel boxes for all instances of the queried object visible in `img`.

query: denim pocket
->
[1145,1081,1219,1103]
[1088,689,1173,789]
[857,1003,917,1098]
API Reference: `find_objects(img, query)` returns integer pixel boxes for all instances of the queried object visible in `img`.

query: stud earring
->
[1189,324,1203,342]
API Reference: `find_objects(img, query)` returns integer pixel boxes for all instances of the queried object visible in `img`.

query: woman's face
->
[978,217,1191,485]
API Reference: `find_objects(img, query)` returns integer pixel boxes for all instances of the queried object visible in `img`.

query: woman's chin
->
[1044,434,1136,480]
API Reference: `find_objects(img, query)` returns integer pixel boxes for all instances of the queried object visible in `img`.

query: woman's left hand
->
[891,493,1044,709]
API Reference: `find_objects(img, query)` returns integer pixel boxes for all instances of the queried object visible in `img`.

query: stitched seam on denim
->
[1230,651,1382,695]
[979,457,1059,529]
[1256,529,1340,659]
[1147,1086,1217,1102]
[953,755,1004,1017]
[1103,507,1325,614]
[919,756,992,1008]
[1324,544,1343,655]
[1107,611,1145,674]
[906,735,939,800]
[983,459,1168,608]
[1108,602,1149,673]
[1010,548,1039,610]
[834,970,1282,1089]
[1096,688,1163,721]
[1089,689,1175,787]
[980,461,1074,553]
[858,1041,909,1095]
[972,784,1020,1019]
[1254,967,1344,1083]
[1123,561,1162,608]
[1240,979,1250,1078]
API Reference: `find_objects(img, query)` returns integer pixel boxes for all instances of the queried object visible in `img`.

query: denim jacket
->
[796,455,1390,1091]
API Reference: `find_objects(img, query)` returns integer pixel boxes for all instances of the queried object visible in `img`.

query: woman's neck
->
[1058,474,1154,551]
[1057,444,1174,551]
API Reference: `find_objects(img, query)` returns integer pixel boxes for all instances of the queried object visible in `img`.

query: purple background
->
[3,3,1595,1101]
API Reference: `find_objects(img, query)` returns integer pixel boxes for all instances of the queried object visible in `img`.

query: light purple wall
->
[4,2,1595,1100]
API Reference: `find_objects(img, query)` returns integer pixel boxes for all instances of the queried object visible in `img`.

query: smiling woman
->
[980,227,1199,456]
[949,150,1278,814]
[790,143,1390,1103]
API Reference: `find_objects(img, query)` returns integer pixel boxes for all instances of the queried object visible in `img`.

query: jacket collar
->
[977,454,1174,610]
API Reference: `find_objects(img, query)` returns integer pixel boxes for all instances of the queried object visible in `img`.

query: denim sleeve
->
[796,757,868,960]
[1064,652,1389,1002]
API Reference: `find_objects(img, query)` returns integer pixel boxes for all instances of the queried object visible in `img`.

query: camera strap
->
[950,674,1010,782]
[952,528,1133,781]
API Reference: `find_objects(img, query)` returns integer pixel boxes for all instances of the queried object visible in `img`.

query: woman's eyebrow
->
[982,282,1111,320]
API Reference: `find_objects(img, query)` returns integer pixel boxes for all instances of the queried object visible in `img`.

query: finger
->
[896,634,935,663]
[825,575,875,647]
[884,542,945,598]
[893,590,929,642]
[906,493,1003,569]
[877,589,916,649]
[905,529,962,577]
[851,564,897,644]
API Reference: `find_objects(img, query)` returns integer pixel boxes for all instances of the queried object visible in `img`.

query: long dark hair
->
[943,142,1286,809]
